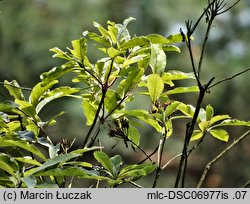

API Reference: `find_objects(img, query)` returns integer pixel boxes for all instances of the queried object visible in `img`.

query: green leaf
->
[116,109,162,132]
[147,74,164,103]
[209,129,229,142]
[15,100,38,120]
[122,54,148,68]
[29,80,58,106]
[0,137,46,160]
[21,176,37,188]
[214,119,250,127]
[15,157,41,166]
[94,151,114,177]
[120,37,149,50]
[4,80,25,101]
[209,115,231,126]
[165,33,184,43]
[165,101,181,117]
[116,17,135,42]
[104,90,119,113]
[128,125,140,146]
[110,155,123,178]
[69,38,87,63]
[117,67,144,98]
[119,163,156,180]
[149,44,166,74]
[107,47,123,58]
[206,105,214,121]
[163,45,181,53]
[162,70,195,81]
[165,86,199,95]
[25,152,81,176]
[82,99,97,126]
[36,86,79,113]
[190,130,203,141]
[34,166,109,181]
[0,153,19,179]
[146,34,171,44]
[40,65,74,82]
[177,103,195,118]
[50,47,71,60]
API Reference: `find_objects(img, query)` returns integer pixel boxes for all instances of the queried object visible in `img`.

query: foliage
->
[0,0,249,188]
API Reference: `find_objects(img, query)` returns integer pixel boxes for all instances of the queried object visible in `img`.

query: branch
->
[208,67,250,89]
[197,129,250,187]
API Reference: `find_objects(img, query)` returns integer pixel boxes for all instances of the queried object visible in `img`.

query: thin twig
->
[197,129,250,187]
[208,68,250,89]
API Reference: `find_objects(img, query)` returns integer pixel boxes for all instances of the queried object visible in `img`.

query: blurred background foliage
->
[0,0,249,187]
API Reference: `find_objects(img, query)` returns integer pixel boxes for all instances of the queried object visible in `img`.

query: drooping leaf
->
[128,125,140,146]
[40,65,74,82]
[0,153,19,179]
[29,80,58,106]
[94,151,114,176]
[0,137,46,160]
[163,45,181,53]
[165,101,181,117]
[190,130,203,141]
[104,90,119,113]
[15,157,41,166]
[82,99,97,126]
[25,152,81,176]
[4,80,25,101]
[209,115,231,126]
[214,119,250,127]
[147,74,164,103]
[209,129,229,142]
[15,100,39,121]
[117,67,144,98]
[36,86,79,113]
[149,44,166,74]
[116,109,162,132]
[50,47,71,60]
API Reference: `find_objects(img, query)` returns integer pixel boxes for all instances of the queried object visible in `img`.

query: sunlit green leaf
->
[50,47,71,60]
[147,74,164,103]
[209,115,231,126]
[165,33,184,43]
[214,119,250,127]
[82,99,97,126]
[163,45,181,53]
[162,70,195,81]
[149,44,166,74]
[209,129,229,142]
[36,86,79,113]
[29,80,58,107]
[206,105,214,121]
[4,80,25,101]
[69,38,87,63]
[120,37,149,50]
[117,67,144,98]
[15,100,38,121]
[165,86,199,95]
[190,130,203,141]
[165,101,181,117]
[15,156,41,166]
